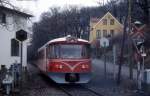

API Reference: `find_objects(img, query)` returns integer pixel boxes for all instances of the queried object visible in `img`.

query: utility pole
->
[128,0,133,80]
[117,5,128,85]
[117,21,127,85]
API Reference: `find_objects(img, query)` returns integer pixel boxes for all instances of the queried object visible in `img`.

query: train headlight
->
[59,65,63,69]
[81,64,89,69]
[55,64,63,69]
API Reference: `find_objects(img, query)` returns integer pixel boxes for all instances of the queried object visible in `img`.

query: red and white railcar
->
[37,35,91,83]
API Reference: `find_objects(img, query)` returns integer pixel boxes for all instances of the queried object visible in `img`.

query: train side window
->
[55,45,61,58]
[49,44,61,59]
[48,45,52,58]
[46,47,49,58]
[49,45,56,59]
[81,46,85,58]
[51,45,54,58]
[81,45,90,58]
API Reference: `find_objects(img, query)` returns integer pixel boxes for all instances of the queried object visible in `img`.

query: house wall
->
[90,12,123,44]
[0,11,30,69]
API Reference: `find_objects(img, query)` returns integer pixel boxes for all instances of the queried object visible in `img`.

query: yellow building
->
[90,12,123,46]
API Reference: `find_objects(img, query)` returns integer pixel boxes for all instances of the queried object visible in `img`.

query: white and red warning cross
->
[130,24,146,39]
[130,24,147,62]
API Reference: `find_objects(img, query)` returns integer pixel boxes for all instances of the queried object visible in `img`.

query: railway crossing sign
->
[130,24,146,39]
[100,37,109,47]
[130,23,146,55]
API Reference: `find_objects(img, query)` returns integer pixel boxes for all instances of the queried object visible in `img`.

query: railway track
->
[25,64,104,96]
[80,85,104,96]
[57,84,104,96]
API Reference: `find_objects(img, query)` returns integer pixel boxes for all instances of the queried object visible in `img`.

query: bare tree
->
[135,0,150,24]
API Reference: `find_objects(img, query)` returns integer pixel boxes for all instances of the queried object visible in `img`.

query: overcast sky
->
[10,0,108,21]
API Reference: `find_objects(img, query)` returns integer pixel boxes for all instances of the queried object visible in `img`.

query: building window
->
[110,30,115,37]
[103,19,107,25]
[96,30,101,38]
[103,30,107,37]
[1,13,6,23]
[110,19,114,25]
[11,39,19,56]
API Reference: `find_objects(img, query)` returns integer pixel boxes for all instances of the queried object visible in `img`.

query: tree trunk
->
[142,0,149,24]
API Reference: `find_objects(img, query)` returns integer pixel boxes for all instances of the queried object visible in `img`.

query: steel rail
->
[80,85,104,96]
[56,84,104,96]
[56,85,74,96]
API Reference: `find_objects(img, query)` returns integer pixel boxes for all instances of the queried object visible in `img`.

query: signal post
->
[130,21,146,91]
[100,37,109,78]
[16,29,27,89]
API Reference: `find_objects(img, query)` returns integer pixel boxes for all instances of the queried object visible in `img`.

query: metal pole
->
[20,42,23,89]
[142,56,145,71]
[142,46,145,90]
[113,45,116,80]
[141,55,144,90]
[137,61,141,90]
[104,45,106,78]
[12,63,15,89]
[142,46,145,71]
[21,42,23,69]
[137,45,145,91]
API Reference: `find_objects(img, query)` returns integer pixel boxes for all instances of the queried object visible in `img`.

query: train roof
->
[49,37,89,44]
[38,36,90,51]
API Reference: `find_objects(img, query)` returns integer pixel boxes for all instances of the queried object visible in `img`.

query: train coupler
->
[65,73,79,82]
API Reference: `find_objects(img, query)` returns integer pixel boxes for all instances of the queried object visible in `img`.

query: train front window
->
[60,45,82,58]
[49,44,90,59]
